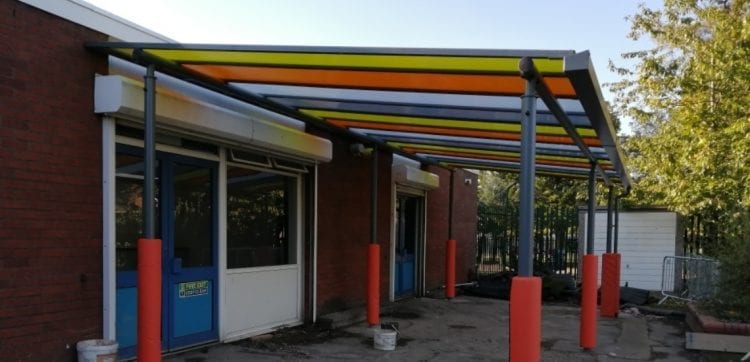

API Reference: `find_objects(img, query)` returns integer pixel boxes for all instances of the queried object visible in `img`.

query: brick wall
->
[314,133,478,313]
[424,167,478,291]
[0,2,107,360]
[315,137,392,315]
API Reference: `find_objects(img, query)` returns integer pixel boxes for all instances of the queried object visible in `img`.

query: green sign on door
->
[178,280,209,298]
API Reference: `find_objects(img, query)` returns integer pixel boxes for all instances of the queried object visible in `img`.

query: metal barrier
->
[659,255,719,304]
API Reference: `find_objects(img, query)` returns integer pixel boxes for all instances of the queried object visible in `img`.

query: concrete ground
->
[167,296,701,361]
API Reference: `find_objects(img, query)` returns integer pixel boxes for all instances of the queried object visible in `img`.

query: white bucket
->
[76,339,118,362]
[373,328,398,351]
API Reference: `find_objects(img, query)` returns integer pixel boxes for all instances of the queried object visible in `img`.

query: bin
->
[76,339,118,362]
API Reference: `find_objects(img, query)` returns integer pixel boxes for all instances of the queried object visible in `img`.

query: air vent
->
[272,158,309,173]
[230,149,272,168]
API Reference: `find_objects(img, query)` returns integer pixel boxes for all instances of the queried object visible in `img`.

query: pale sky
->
[84,0,660,134]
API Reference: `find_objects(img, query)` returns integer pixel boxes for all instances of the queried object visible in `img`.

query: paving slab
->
[167,296,700,361]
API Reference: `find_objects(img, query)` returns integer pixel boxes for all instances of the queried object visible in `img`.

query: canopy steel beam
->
[614,188,630,253]
[143,64,156,238]
[586,163,597,255]
[448,170,454,239]
[370,145,379,244]
[606,186,614,253]
[517,59,538,277]
[519,59,611,186]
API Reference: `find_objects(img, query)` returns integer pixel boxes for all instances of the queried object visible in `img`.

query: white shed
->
[579,209,681,291]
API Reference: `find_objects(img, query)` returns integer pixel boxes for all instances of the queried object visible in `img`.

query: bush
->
[711,237,750,322]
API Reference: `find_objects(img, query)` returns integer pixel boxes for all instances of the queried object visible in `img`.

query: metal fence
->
[682,213,743,256]
[659,255,719,304]
[476,203,579,279]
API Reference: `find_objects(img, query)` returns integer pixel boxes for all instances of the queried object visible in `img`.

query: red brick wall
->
[314,134,478,312]
[424,167,478,291]
[315,138,392,315]
[0,2,107,360]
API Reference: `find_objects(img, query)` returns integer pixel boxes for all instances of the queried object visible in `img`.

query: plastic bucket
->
[373,327,398,351]
[76,339,118,362]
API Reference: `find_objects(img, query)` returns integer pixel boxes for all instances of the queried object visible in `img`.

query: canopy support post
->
[445,170,456,299]
[138,64,162,362]
[606,186,614,253]
[509,57,541,362]
[601,186,620,318]
[580,163,598,348]
[367,145,380,326]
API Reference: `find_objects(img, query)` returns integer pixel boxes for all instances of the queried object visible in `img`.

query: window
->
[226,166,296,268]
[115,153,160,271]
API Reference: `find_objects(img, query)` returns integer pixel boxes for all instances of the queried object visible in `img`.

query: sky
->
[84,0,661,134]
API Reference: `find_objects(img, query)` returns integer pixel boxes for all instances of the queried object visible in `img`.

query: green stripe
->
[146,49,565,75]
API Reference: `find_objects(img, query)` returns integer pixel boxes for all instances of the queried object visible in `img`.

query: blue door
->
[115,146,218,357]
[395,195,422,297]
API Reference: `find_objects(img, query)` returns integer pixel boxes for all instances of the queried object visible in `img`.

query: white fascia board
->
[392,164,439,190]
[95,75,332,162]
[392,154,421,169]
[109,58,306,131]
[252,119,332,163]
[19,0,173,42]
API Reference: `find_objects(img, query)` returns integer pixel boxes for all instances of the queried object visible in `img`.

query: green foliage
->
[712,237,750,322]
[611,0,750,318]
[611,0,750,219]
[477,171,613,208]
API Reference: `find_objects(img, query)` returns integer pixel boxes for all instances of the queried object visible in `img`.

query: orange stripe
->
[329,119,602,146]
[401,147,602,169]
[184,64,577,97]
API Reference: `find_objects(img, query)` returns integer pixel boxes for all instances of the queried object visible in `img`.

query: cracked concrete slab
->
[167,296,701,361]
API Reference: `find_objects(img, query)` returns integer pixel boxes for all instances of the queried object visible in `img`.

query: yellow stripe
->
[147,49,565,75]
[303,109,597,137]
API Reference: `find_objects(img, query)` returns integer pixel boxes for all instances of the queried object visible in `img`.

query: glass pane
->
[115,153,160,271]
[227,166,294,268]
[173,164,213,267]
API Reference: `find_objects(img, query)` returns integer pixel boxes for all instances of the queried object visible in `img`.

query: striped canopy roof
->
[88,43,630,188]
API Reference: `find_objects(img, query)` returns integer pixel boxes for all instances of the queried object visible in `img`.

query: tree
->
[611,0,750,319]
[610,0,750,236]
[477,171,610,208]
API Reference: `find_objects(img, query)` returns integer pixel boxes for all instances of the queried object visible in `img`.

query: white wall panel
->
[581,210,679,290]
[222,266,302,342]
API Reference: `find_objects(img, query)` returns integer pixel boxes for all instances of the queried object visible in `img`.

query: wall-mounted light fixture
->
[350,143,374,158]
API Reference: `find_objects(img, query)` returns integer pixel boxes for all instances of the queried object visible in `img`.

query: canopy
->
[87,43,630,188]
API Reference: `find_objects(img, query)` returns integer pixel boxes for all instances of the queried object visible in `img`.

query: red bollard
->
[367,243,380,326]
[445,239,456,299]
[601,253,621,317]
[580,254,598,349]
[137,238,162,362]
[509,276,541,362]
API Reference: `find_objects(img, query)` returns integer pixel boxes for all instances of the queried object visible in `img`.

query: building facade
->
[0,1,477,360]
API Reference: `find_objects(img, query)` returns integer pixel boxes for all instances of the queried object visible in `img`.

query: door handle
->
[171,258,183,274]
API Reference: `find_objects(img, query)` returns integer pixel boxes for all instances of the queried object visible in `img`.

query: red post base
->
[580,254,598,349]
[445,239,456,299]
[367,243,380,326]
[600,253,621,318]
[509,276,542,362]
[137,238,162,362]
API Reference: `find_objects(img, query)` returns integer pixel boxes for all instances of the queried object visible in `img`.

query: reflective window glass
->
[115,153,160,271]
[173,164,213,267]
[227,166,295,268]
